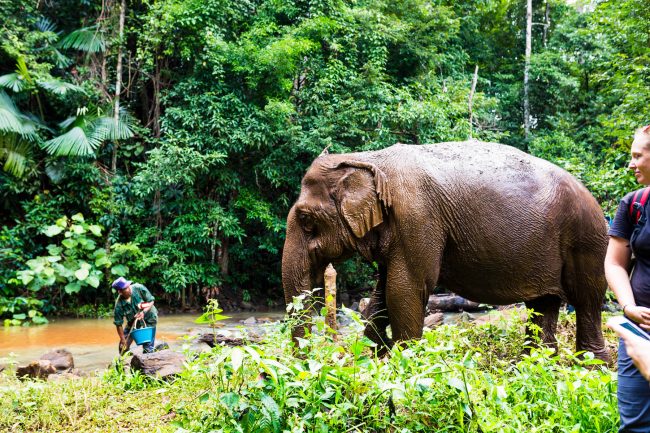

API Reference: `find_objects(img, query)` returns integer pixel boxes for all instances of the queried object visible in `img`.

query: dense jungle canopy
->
[0,0,648,324]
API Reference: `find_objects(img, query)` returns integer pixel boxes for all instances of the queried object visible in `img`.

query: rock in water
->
[40,348,74,372]
[16,360,57,379]
[130,350,185,378]
[423,312,444,328]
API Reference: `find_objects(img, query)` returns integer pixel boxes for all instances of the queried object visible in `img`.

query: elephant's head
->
[282,156,392,341]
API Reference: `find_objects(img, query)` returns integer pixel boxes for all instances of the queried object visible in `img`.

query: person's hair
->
[634,125,650,149]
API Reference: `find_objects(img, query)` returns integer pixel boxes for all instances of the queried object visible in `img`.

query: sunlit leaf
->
[43,225,64,237]
[75,267,89,281]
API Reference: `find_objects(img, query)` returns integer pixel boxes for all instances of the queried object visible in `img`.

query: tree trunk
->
[218,238,229,277]
[543,0,550,48]
[111,0,126,173]
[523,0,532,139]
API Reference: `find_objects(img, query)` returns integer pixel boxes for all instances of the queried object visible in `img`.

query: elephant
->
[281,140,610,361]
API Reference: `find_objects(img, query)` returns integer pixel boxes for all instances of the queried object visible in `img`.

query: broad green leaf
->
[64,282,81,294]
[95,255,111,267]
[18,272,34,285]
[86,275,100,288]
[71,213,84,222]
[43,225,64,237]
[231,347,243,371]
[62,238,77,249]
[88,225,102,236]
[111,264,128,276]
[75,267,89,280]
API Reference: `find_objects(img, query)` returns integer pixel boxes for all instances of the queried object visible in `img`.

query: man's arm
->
[116,324,127,350]
[135,285,155,319]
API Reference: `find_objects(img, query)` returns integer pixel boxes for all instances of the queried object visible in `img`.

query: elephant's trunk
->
[282,209,313,343]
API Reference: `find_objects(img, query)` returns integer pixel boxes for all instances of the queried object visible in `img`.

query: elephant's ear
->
[334,161,392,239]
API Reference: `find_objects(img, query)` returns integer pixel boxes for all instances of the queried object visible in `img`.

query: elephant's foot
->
[577,344,612,365]
[364,323,392,356]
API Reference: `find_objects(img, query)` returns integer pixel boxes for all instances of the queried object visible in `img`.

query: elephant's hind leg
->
[563,250,610,362]
[525,294,562,350]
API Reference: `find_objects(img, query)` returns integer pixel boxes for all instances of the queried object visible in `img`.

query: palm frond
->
[58,26,106,53]
[38,79,86,96]
[52,49,72,69]
[0,134,32,177]
[43,125,101,156]
[0,91,38,140]
[0,73,26,92]
[95,108,135,140]
[35,16,57,33]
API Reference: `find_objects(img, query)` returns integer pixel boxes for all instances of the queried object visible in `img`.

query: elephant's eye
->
[298,212,315,233]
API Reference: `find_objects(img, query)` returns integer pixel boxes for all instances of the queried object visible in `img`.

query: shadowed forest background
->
[1,0,648,324]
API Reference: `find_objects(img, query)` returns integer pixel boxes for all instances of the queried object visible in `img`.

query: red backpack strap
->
[630,187,650,224]
[641,187,650,207]
[630,189,642,221]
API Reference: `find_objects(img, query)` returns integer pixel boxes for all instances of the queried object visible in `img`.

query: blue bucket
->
[130,319,154,345]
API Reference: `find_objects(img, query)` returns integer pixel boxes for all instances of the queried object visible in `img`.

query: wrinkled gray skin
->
[282,141,609,361]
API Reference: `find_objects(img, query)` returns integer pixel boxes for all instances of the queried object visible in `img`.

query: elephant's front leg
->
[364,264,391,352]
[385,260,429,342]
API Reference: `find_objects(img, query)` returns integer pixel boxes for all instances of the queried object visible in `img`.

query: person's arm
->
[116,324,127,349]
[605,236,650,329]
[135,285,155,319]
[608,319,650,381]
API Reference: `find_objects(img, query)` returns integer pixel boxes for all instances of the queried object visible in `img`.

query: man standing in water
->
[112,276,158,354]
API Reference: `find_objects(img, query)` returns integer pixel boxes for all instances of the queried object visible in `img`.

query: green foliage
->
[2,0,650,315]
[0,296,48,326]
[14,213,138,307]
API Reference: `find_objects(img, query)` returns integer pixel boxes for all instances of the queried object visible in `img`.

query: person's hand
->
[119,337,127,352]
[135,311,144,320]
[624,305,650,330]
[608,318,650,381]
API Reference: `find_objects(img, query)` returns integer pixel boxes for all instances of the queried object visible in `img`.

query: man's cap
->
[112,276,131,290]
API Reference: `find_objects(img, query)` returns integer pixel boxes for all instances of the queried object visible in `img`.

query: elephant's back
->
[376,141,606,301]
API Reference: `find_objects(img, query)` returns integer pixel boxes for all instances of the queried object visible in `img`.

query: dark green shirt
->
[113,283,158,329]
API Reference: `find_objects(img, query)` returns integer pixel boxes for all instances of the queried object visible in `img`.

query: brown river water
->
[0,312,285,373]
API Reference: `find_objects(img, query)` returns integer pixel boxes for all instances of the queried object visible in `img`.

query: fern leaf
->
[260,394,281,433]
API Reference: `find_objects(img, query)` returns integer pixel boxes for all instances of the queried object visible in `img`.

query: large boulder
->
[40,349,74,372]
[130,350,185,378]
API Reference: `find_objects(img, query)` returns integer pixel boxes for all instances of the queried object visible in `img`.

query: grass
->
[0,307,620,432]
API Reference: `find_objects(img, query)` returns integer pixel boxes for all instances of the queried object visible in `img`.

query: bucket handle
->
[132,317,148,329]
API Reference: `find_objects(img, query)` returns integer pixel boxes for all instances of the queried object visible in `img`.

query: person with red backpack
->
[605,125,650,432]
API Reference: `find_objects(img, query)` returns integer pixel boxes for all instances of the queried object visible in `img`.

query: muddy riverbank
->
[0,312,285,373]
